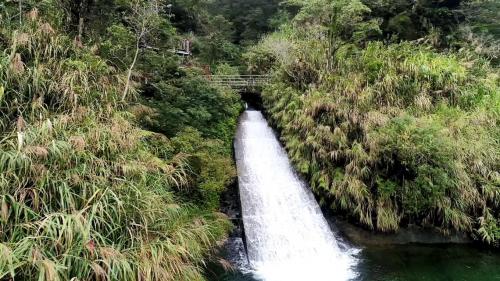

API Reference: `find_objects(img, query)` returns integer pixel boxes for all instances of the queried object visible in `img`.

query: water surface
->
[220,243,500,281]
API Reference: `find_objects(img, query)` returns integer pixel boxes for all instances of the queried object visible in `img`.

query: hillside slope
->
[246,0,499,246]
[0,1,241,280]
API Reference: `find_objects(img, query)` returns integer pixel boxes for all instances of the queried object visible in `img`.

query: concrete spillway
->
[234,109,357,281]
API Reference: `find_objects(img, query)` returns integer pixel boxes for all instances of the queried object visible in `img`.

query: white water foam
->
[234,110,358,281]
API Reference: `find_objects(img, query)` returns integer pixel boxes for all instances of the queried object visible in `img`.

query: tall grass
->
[0,10,231,280]
[250,22,500,246]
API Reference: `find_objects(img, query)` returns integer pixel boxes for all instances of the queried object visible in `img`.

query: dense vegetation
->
[1,0,499,279]
[246,0,499,246]
[0,0,242,280]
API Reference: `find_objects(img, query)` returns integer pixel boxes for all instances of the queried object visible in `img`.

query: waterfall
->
[234,109,358,281]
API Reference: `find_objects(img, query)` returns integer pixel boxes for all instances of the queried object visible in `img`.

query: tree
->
[210,0,282,44]
[122,0,166,101]
[463,0,500,36]
[289,0,381,70]
[198,15,240,65]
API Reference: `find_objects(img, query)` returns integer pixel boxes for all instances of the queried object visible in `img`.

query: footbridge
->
[206,75,271,90]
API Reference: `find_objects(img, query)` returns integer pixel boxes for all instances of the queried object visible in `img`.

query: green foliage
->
[210,0,283,44]
[0,2,240,280]
[170,127,237,209]
[464,0,500,37]
[290,0,382,43]
[214,63,240,76]
[99,24,137,69]
[196,15,241,65]
[253,0,500,245]
[243,41,278,74]
[141,75,241,144]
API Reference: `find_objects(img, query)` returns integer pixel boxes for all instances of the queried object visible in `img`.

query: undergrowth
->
[0,6,238,281]
[248,8,500,246]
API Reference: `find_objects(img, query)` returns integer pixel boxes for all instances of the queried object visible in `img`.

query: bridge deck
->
[206,75,270,89]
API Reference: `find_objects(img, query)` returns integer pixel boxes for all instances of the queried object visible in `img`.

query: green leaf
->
[0,86,4,103]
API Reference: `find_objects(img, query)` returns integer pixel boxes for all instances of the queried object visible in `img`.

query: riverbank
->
[215,107,500,281]
[215,111,500,280]
[245,0,499,246]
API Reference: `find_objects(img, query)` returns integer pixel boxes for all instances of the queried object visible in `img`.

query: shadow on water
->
[353,243,500,281]
[216,242,500,281]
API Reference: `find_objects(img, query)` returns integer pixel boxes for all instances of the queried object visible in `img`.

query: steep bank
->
[245,0,499,246]
[0,2,241,280]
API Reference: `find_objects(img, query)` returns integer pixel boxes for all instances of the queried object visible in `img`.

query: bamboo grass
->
[249,14,500,246]
[0,10,232,281]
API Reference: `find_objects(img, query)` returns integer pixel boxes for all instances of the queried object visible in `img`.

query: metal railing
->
[206,75,271,89]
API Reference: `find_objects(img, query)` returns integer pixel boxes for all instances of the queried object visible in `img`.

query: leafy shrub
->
[257,21,500,245]
[0,7,236,280]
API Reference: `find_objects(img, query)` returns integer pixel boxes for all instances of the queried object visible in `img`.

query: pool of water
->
[217,243,500,281]
[356,244,500,281]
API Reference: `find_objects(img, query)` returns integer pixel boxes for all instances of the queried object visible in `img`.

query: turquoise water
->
[217,243,500,281]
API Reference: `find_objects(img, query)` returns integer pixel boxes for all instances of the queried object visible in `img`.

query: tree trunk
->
[19,0,22,25]
[326,15,334,72]
[78,0,87,40]
[122,39,140,102]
